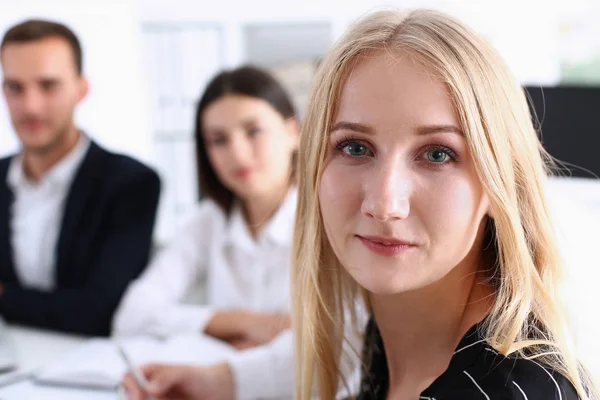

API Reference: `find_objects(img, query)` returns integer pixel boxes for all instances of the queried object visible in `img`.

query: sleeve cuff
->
[159,304,215,336]
[228,344,294,399]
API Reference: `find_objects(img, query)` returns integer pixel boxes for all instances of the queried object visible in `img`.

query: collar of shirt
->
[7,133,91,191]
[421,321,487,395]
[357,316,487,399]
[224,186,298,252]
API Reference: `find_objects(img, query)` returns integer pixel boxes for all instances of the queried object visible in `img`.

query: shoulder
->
[186,199,224,223]
[0,155,12,166]
[102,152,159,183]
[463,348,580,400]
[0,156,11,180]
[177,199,227,234]
[90,145,160,190]
[506,356,580,400]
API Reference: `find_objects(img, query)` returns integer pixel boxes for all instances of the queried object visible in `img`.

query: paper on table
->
[34,334,238,390]
[0,380,116,400]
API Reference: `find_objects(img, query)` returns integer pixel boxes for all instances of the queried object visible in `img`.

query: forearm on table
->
[114,299,215,337]
[204,310,248,341]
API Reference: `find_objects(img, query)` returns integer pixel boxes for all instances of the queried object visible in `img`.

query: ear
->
[76,76,90,103]
[285,117,300,150]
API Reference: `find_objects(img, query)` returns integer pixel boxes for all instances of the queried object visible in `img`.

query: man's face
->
[1,36,88,154]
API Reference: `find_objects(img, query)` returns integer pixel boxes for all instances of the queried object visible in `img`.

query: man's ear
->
[77,76,89,103]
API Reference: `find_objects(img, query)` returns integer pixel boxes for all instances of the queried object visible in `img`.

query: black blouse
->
[356,318,580,399]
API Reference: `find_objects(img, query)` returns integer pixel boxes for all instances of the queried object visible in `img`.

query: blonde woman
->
[293,9,598,400]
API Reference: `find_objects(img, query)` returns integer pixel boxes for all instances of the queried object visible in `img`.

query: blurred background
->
[0,0,599,244]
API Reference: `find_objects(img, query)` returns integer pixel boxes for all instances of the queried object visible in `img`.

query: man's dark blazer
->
[0,141,161,336]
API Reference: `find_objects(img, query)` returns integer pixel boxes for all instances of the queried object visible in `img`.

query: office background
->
[0,0,598,244]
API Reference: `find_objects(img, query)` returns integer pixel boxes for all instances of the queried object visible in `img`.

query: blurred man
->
[0,19,160,336]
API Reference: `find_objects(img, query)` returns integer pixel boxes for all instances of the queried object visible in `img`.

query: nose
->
[361,159,411,222]
[20,88,44,115]
[228,132,253,165]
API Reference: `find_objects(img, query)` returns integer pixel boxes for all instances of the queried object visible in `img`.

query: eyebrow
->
[203,127,226,137]
[416,124,463,136]
[331,121,463,136]
[241,117,259,127]
[38,78,60,84]
[3,77,61,85]
[204,117,259,135]
[330,121,375,135]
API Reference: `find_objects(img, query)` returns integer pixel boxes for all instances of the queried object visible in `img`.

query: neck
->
[242,181,290,238]
[22,126,80,182]
[373,245,492,399]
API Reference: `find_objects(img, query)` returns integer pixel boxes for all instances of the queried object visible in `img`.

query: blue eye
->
[337,140,372,157]
[422,144,458,164]
[425,148,450,163]
[345,142,368,156]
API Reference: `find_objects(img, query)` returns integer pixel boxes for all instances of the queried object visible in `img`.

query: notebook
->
[34,334,238,390]
[0,316,18,373]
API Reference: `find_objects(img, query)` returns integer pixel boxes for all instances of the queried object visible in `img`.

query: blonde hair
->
[292,8,597,400]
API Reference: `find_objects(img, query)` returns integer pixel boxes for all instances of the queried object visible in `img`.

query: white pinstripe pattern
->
[513,381,529,399]
[463,370,490,400]
[530,360,563,400]
[454,339,487,355]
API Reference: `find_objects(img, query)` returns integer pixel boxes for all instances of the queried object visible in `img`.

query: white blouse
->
[112,187,298,399]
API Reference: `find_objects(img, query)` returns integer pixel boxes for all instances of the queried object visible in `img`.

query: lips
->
[234,167,252,179]
[20,120,45,131]
[356,235,416,257]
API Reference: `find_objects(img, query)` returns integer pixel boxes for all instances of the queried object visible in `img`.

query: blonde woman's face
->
[319,54,490,295]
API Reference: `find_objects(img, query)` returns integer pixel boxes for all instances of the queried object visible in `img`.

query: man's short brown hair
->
[1,19,83,75]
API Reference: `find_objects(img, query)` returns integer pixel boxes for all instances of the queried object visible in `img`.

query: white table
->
[0,325,119,400]
[0,381,119,400]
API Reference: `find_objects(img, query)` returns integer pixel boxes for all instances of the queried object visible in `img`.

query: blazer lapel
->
[0,159,17,283]
[55,142,105,278]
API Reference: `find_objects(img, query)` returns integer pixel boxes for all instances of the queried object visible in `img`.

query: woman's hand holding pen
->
[122,311,290,399]
[123,362,234,400]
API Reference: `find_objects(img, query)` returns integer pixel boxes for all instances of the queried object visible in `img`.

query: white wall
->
[135,0,563,85]
[0,0,154,166]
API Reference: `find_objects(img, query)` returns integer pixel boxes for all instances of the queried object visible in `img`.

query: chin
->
[345,256,440,296]
[22,140,55,154]
[231,185,261,200]
[360,279,417,295]
[346,266,413,295]
[19,131,52,146]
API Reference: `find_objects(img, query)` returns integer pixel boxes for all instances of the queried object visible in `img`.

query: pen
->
[115,343,158,400]
[117,384,128,400]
